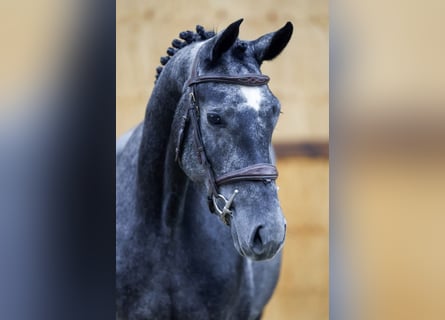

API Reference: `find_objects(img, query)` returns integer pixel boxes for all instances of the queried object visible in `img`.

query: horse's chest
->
[140,244,256,319]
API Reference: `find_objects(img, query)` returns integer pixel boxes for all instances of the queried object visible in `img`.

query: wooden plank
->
[263,157,329,320]
[116,0,328,141]
[274,141,329,159]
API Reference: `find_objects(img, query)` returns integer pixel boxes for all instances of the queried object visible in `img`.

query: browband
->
[187,74,270,87]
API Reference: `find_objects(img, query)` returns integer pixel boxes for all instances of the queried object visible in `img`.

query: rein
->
[175,48,279,225]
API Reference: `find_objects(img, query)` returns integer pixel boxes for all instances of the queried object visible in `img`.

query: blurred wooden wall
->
[117,1,328,319]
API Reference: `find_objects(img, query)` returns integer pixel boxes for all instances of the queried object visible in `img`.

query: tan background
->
[117,0,328,319]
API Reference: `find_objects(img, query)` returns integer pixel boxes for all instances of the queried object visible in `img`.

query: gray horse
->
[116,19,293,320]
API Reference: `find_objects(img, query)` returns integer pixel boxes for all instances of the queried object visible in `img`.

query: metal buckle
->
[212,189,239,225]
[190,92,199,115]
[189,92,196,103]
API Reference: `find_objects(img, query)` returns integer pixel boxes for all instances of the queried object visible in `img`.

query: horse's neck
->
[135,70,193,231]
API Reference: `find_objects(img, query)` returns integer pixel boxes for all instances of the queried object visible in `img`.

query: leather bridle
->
[175,47,279,225]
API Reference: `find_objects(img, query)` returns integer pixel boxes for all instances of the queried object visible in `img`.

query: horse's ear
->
[253,22,293,63]
[211,18,243,62]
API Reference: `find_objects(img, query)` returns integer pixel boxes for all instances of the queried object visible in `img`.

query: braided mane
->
[155,25,216,83]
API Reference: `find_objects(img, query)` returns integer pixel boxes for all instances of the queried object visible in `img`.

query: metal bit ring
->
[212,189,239,225]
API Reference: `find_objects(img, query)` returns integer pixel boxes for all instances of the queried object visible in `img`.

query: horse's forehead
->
[240,86,264,112]
[206,84,272,113]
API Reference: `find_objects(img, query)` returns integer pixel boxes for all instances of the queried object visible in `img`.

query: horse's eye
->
[207,113,223,125]
[272,105,280,115]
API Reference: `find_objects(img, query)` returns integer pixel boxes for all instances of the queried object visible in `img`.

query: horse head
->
[173,19,293,261]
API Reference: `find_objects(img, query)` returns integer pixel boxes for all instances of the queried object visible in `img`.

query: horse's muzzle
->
[231,210,286,261]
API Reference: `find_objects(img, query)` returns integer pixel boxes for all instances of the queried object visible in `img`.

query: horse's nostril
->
[252,226,264,253]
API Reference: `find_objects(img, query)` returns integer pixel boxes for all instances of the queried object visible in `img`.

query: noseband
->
[175,47,279,225]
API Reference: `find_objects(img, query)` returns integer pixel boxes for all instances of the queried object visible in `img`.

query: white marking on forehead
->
[240,87,263,111]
